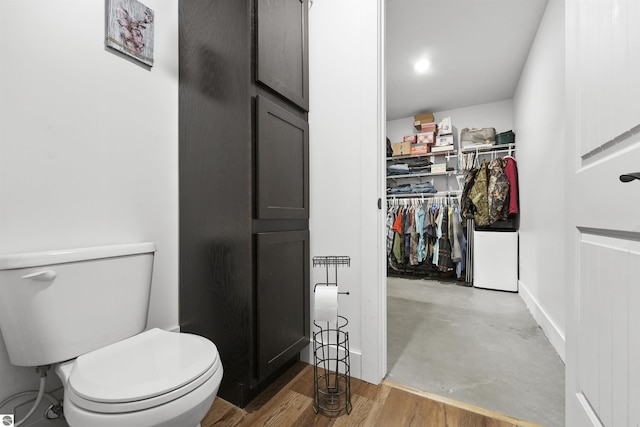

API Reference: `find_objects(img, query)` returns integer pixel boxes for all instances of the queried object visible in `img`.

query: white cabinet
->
[472,230,518,292]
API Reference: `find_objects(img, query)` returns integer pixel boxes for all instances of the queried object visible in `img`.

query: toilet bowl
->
[55,328,223,427]
[0,242,224,427]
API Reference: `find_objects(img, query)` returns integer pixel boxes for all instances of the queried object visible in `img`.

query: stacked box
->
[392,141,411,156]
[414,112,434,130]
[496,130,515,145]
[435,134,454,146]
[420,122,437,133]
[437,117,452,135]
[416,132,434,144]
[431,144,455,153]
[403,135,417,143]
[410,143,429,155]
[431,163,447,174]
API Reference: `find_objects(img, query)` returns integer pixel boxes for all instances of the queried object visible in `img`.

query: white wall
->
[513,0,565,360]
[308,0,385,383]
[0,0,179,405]
[387,99,514,145]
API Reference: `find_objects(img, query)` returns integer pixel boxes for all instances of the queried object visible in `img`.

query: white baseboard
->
[518,280,565,362]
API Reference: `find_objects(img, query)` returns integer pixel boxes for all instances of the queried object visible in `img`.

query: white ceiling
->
[385,0,549,121]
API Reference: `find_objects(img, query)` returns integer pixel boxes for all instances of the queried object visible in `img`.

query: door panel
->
[567,0,640,425]
[256,230,310,381]
[256,0,309,110]
[255,95,309,219]
[577,234,640,427]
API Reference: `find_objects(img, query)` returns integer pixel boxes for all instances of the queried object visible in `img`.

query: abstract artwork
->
[106,0,154,66]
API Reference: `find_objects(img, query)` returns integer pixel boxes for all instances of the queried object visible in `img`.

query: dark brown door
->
[256,230,310,380]
[255,95,309,219]
[256,0,309,111]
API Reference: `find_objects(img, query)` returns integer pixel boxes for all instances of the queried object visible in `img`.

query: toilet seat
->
[59,328,220,414]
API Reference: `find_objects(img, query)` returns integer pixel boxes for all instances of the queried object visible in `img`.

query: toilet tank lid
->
[0,242,156,270]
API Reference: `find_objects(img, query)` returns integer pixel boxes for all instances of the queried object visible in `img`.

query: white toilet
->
[0,242,223,427]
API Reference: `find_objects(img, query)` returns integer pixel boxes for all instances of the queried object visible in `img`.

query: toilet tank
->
[0,242,156,367]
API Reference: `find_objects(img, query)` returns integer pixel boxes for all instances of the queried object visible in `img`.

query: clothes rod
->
[386,191,461,199]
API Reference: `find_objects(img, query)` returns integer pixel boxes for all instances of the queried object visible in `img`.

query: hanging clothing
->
[487,158,510,224]
[392,208,403,263]
[456,230,467,279]
[437,206,453,271]
[460,167,478,222]
[386,208,395,257]
[469,160,490,226]
[409,207,420,265]
[392,208,403,234]
[504,156,519,215]
[403,208,412,264]
[416,207,426,262]
[450,205,463,263]
[386,197,465,278]
[432,203,442,266]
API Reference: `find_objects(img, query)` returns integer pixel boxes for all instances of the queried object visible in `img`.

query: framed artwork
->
[106,0,155,66]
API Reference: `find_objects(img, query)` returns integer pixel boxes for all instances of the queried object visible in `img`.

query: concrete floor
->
[386,276,565,427]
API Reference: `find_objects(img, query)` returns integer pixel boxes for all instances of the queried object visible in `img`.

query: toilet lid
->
[68,328,219,404]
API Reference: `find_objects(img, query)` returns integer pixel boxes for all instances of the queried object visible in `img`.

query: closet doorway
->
[383,1,564,427]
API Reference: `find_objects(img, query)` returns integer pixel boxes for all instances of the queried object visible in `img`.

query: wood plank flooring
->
[202,362,543,427]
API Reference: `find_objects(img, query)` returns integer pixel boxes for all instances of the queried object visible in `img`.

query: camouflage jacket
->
[469,160,490,226]
[487,158,510,224]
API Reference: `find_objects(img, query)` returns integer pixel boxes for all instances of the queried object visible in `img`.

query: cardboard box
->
[403,135,417,143]
[410,143,430,155]
[392,141,412,156]
[417,132,435,144]
[420,122,437,133]
[430,144,455,153]
[414,112,435,130]
[438,116,453,135]
[431,163,447,174]
[435,135,454,146]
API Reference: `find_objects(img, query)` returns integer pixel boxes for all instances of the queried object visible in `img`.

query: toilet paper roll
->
[314,285,338,323]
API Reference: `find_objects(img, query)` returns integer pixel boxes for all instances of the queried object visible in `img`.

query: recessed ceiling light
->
[414,59,430,74]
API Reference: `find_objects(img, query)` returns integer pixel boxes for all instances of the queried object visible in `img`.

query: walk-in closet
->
[384,107,564,427]
[384,1,565,426]
[386,112,519,285]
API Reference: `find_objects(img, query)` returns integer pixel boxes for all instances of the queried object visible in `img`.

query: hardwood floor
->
[202,362,543,427]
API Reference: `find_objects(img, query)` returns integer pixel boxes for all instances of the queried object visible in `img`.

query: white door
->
[566,0,640,426]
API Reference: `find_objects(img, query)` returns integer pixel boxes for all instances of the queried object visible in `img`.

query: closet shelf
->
[386,151,457,162]
[387,171,458,180]
[460,143,516,155]
[387,143,516,162]
[386,154,432,162]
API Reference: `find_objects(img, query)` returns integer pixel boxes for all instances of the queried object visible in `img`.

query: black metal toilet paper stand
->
[312,256,351,416]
